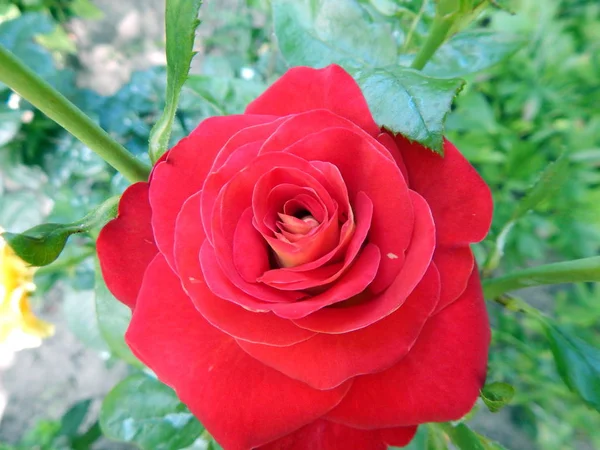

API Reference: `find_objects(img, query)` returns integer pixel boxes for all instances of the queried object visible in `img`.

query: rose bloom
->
[98,65,493,450]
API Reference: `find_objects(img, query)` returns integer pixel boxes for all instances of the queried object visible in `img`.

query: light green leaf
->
[3,196,119,266]
[95,257,141,367]
[272,0,397,69]
[353,66,465,153]
[480,382,515,412]
[70,0,104,19]
[185,75,266,115]
[423,30,525,79]
[440,423,506,450]
[512,153,569,220]
[0,106,21,147]
[543,322,600,412]
[100,374,204,450]
[149,0,203,163]
[64,288,109,352]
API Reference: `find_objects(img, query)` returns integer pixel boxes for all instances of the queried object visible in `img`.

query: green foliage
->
[480,382,516,412]
[100,374,204,450]
[272,0,518,152]
[2,196,118,266]
[0,398,101,450]
[94,256,141,366]
[353,66,464,152]
[149,0,203,162]
[422,30,525,78]
[543,322,600,411]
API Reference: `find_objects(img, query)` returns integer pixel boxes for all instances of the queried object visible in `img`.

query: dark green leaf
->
[272,0,397,69]
[3,196,119,266]
[59,399,92,437]
[100,374,204,450]
[543,322,600,411]
[149,0,203,162]
[95,257,141,366]
[353,67,465,153]
[423,30,525,79]
[71,421,102,450]
[480,382,516,412]
[512,153,569,220]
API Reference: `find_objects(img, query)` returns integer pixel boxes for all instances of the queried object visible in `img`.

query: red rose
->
[98,65,493,450]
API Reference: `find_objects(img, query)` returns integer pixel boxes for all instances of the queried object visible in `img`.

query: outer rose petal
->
[237,265,439,390]
[396,136,493,246]
[433,245,474,313]
[127,255,350,450]
[174,193,315,346]
[150,114,277,267]
[326,268,490,429]
[97,182,157,308]
[259,420,417,450]
[246,65,380,136]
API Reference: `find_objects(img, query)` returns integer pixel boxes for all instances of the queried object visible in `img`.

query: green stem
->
[410,14,455,70]
[402,0,428,52]
[0,45,150,183]
[483,256,600,299]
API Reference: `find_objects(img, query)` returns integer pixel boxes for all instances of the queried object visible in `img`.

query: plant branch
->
[483,256,600,299]
[410,13,455,70]
[0,45,150,183]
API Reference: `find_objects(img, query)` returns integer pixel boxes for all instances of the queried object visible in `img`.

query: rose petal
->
[294,191,435,333]
[326,268,490,428]
[433,245,474,313]
[238,265,439,389]
[97,182,157,308]
[246,65,380,136]
[258,419,416,450]
[127,255,350,450]
[396,136,493,246]
[284,127,413,293]
[259,192,372,292]
[150,114,277,267]
[174,193,314,346]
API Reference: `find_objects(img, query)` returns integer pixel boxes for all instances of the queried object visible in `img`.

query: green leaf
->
[100,374,204,450]
[480,382,515,412]
[185,75,266,115]
[423,30,525,79]
[59,399,92,437]
[512,153,569,220]
[272,0,397,69]
[543,322,600,412]
[353,67,465,153]
[149,0,203,163]
[70,0,104,19]
[440,423,506,450]
[0,106,21,147]
[95,257,141,367]
[3,195,119,266]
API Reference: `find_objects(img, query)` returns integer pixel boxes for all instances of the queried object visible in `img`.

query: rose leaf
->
[149,0,203,163]
[100,374,204,450]
[353,67,465,154]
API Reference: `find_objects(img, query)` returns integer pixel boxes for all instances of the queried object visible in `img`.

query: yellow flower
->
[0,229,54,351]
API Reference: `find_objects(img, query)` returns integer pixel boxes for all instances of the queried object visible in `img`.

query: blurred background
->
[0,0,599,449]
